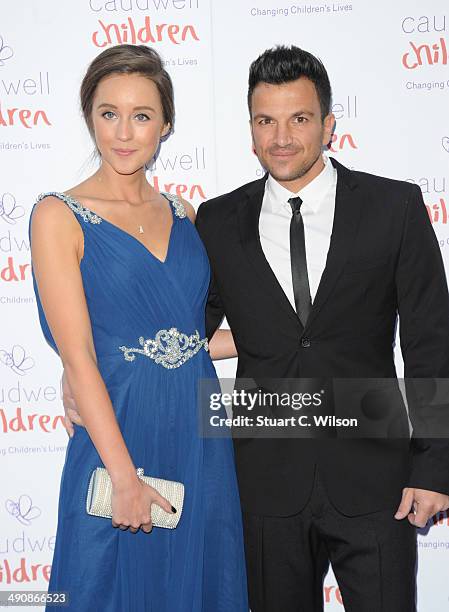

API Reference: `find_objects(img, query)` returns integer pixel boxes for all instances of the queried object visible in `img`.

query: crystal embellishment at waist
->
[119,327,209,369]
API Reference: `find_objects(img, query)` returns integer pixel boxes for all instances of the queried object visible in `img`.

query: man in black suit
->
[195,46,449,611]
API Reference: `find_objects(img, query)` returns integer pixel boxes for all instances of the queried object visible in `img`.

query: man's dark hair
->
[247,45,332,120]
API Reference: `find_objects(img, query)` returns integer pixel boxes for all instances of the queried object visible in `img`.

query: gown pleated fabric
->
[30,191,248,612]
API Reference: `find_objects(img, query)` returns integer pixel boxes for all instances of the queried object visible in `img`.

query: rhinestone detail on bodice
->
[119,327,208,369]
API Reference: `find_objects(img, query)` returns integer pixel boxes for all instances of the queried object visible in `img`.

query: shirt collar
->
[265,155,336,214]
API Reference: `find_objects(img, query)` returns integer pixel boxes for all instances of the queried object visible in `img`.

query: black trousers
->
[243,468,417,612]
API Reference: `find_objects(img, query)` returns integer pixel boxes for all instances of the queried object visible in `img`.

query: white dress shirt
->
[258,156,337,307]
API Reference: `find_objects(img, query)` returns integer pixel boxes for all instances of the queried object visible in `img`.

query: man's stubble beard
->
[268,149,323,185]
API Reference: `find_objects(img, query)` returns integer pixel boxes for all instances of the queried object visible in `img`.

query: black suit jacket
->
[196,158,449,516]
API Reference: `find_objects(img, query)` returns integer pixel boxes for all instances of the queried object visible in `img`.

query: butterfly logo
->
[0,193,25,225]
[0,345,35,376]
[0,36,13,67]
[5,495,42,526]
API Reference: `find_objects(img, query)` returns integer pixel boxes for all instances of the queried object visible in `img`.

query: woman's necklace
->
[94,175,154,236]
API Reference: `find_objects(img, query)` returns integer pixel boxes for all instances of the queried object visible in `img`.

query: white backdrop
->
[1,1,448,609]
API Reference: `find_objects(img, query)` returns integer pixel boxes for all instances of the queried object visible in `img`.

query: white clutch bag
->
[86,467,185,529]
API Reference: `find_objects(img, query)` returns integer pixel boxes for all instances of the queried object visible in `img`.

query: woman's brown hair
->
[80,44,174,139]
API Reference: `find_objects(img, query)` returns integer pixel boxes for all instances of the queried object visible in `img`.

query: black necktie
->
[289,196,312,327]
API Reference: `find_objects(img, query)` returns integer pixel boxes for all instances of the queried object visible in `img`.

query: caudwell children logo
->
[0,345,35,376]
[0,209,31,283]
[0,43,52,129]
[0,36,13,67]
[5,495,41,527]
[91,16,200,47]
[0,104,51,128]
[0,193,24,225]
[401,14,448,70]
[326,94,359,154]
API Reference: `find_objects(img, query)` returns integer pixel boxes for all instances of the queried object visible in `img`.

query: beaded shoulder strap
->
[37,191,185,222]
[36,192,102,225]
[161,192,187,219]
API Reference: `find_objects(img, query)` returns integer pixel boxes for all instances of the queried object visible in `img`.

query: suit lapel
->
[305,158,361,330]
[237,176,301,328]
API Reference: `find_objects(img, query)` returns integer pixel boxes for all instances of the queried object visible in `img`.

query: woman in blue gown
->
[30,44,248,611]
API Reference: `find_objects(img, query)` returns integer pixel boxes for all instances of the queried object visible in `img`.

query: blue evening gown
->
[30,191,248,612]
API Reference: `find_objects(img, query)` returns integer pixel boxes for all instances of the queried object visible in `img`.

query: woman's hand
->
[111,477,176,534]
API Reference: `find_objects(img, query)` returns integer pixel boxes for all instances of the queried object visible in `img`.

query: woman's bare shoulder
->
[32,193,81,236]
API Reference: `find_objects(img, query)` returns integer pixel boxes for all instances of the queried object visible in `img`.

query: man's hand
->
[395,487,449,527]
[61,370,84,437]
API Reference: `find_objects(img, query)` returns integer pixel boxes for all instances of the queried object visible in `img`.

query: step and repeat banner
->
[1,1,448,609]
